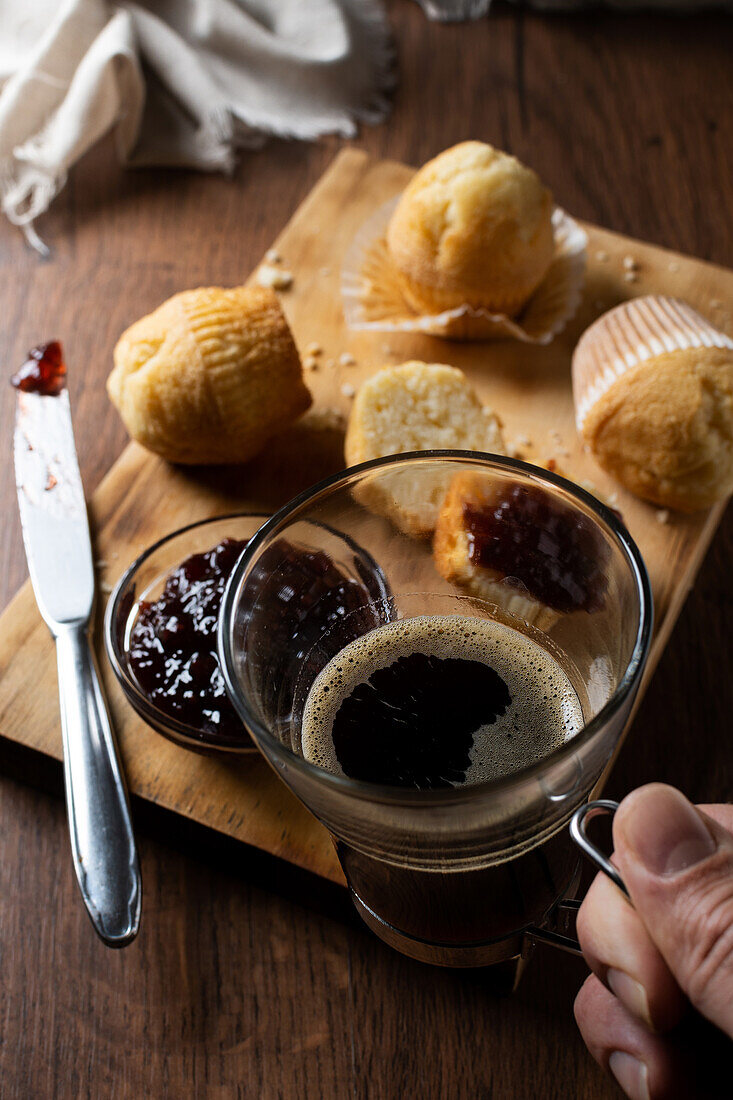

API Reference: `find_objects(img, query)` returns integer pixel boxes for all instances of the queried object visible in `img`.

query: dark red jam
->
[464,483,608,614]
[129,538,247,742]
[11,341,66,396]
[333,653,511,789]
[128,535,388,746]
[246,540,389,727]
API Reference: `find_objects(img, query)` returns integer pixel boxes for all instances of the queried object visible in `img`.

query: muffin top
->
[386,141,554,313]
[573,297,733,511]
[108,285,311,465]
[580,345,733,512]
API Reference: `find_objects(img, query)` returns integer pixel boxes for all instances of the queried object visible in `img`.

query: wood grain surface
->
[1,146,729,891]
[1,4,732,1097]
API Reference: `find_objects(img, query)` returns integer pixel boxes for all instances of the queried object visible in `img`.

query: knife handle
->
[55,624,141,947]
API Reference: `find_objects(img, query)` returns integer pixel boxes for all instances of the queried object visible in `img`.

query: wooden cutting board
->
[0,148,730,888]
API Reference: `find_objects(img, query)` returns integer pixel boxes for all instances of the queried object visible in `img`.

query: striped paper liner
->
[572,296,733,432]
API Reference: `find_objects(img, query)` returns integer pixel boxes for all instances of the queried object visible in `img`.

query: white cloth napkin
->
[0,0,393,252]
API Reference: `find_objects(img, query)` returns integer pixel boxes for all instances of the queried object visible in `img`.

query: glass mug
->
[219,453,652,980]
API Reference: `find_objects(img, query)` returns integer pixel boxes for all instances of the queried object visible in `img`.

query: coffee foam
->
[301,614,584,786]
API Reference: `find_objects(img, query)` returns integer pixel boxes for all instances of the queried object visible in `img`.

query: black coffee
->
[302,615,583,789]
[331,652,511,788]
[302,615,586,954]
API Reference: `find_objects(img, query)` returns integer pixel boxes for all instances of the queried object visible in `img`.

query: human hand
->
[574,783,733,1098]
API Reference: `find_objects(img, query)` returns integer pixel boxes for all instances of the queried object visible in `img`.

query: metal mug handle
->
[570,799,630,900]
[527,800,630,956]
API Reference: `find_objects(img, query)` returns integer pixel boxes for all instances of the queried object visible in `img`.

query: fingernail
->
[609,1052,650,1100]
[619,785,716,877]
[607,968,653,1029]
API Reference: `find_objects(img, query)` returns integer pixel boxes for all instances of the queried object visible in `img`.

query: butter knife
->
[12,344,141,947]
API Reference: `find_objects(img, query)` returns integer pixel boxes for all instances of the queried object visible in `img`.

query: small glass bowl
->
[104,513,269,755]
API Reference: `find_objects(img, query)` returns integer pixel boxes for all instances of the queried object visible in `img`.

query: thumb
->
[613,783,733,1038]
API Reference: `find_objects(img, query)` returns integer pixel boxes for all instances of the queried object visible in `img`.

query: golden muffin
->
[434,472,609,628]
[434,473,559,630]
[573,296,733,511]
[386,141,555,318]
[344,360,504,537]
[108,285,311,465]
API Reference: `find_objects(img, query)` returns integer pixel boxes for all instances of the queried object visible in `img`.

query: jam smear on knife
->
[11,341,67,396]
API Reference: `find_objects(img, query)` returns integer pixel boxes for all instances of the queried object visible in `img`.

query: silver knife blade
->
[13,388,94,628]
[13,376,141,946]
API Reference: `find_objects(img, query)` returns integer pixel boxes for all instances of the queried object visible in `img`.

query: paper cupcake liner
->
[341,197,588,343]
[572,296,733,433]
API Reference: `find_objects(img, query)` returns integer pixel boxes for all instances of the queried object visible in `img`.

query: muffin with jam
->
[434,472,609,629]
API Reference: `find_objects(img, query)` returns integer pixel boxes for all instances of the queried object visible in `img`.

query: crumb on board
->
[710,299,723,310]
[265,248,281,264]
[623,255,639,272]
[623,271,638,284]
[575,479,621,512]
[668,261,680,273]
[548,430,569,456]
[303,357,318,371]
[595,250,610,263]
[340,383,356,398]
[303,408,346,432]
[381,344,395,355]
[582,479,607,501]
[305,342,322,357]
[515,434,531,447]
[257,264,293,290]
[656,509,670,524]
[95,559,109,569]
[100,581,113,595]
[339,352,356,367]
[325,358,335,369]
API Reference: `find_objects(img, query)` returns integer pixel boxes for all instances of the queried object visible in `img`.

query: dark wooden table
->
[1,4,732,1096]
